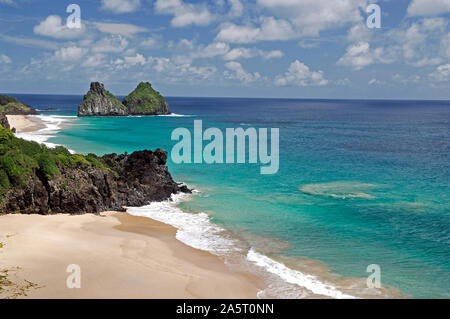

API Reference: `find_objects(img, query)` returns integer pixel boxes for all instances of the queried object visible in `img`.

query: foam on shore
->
[127,192,358,299]
[14,115,77,153]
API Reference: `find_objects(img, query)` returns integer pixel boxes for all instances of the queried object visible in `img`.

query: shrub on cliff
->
[0,126,115,199]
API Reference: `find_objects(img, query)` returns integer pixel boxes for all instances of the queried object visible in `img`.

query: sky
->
[0,0,449,99]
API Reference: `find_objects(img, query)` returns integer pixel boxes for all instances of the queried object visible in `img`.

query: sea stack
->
[77,81,170,117]
[78,82,127,117]
[123,82,170,115]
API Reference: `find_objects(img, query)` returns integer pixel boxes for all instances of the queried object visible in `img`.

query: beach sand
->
[6,115,45,133]
[0,212,262,298]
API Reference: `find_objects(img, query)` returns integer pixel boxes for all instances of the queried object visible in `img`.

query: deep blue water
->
[8,94,450,298]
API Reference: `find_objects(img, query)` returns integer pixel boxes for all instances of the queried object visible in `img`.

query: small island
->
[78,82,170,117]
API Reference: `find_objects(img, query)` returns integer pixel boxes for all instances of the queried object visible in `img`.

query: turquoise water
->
[12,95,450,298]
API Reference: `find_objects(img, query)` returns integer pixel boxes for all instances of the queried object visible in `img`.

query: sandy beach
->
[0,212,261,298]
[6,115,45,133]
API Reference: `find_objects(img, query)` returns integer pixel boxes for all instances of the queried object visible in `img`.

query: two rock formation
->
[78,82,170,117]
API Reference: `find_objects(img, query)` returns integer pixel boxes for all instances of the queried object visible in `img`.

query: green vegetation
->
[122,82,167,113]
[0,126,116,200]
[0,95,35,113]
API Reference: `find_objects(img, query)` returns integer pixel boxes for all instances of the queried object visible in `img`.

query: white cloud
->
[275,60,327,86]
[82,53,106,67]
[147,56,217,82]
[194,42,230,59]
[124,53,147,66]
[257,0,370,36]
[53,46,88,62]
[384,18,448,64]
[429,63,450,82]
[261,50,284,59]
[154,0,213,27]
[216,17,296,43]
[0,34,58,50]
[95,23,147,37]
[223,47,254,60]
[34,15,84,39]
[337,42,389,70]
[368,78,384,85]
[229,0,244,17]
[224,61,261,83]
[412,57,443,67]
[92,36,129,53]
[101,0,141,13]
[0,0,14,5]
[0,54,11,64]
[141,36,161,48]
[408,0,450,16]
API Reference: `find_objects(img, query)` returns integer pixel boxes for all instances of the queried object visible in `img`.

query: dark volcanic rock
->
[78,82,128,117]
[1,149,190,215]
[0,113,10,129]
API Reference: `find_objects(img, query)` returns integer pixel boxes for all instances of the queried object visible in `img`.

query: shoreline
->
[6,114,46,133]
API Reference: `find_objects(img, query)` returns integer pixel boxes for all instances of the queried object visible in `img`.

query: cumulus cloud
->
[95,23,147,37]
[0,54,11,64]
[257,0,370,36]
[34,15,84,39]
[261,50,284,59]
[101,0,141,13]
[53,46,88,62]
[82,53,107,67]
[223,47,254,60]
[216,17,296,43]
[429,63,450,82]
[92,36,129,53]
[154,0,213,27]
[407,0,450,16]
[275,60,327,86]
[337,42,390,70]
[224,61,261,83]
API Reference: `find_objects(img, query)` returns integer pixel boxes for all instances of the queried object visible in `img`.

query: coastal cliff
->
[78,82,127,117]
[0,124,189,215]
[0,95,37,115]
[78,82,170,117]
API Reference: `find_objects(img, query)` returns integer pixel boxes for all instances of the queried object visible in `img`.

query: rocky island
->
[78,82,170,117]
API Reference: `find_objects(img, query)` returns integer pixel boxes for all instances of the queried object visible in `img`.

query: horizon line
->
[2,92,450,103]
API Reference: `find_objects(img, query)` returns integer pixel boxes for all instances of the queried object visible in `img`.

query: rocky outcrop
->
[77,82,170,117]
[1,148,190,215]
[123,82,170,115]
[0,95,37,115]
[78,82,128,117]
[0,113,10,130]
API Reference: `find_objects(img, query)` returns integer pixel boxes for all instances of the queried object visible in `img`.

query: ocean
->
[9,94,450,298]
